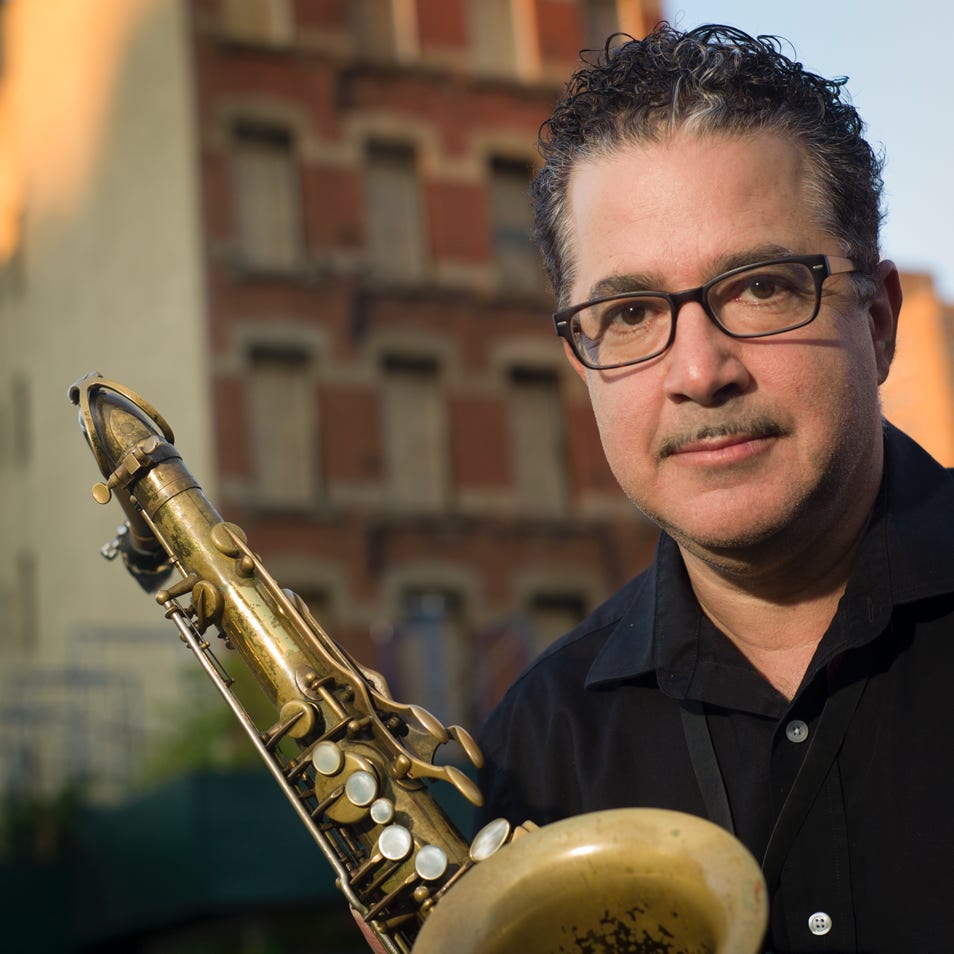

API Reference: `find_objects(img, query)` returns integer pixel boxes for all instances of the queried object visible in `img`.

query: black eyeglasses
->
[553,254,860,370]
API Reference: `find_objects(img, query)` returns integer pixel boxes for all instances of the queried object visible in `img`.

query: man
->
[476,23,954,953]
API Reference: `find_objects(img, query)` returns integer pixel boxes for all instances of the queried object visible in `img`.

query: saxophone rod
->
[162,598,406,954]
[163,601,350,884]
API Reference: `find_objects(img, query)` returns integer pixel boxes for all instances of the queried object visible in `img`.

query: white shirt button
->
[808,911,832,936]
[785,719,809,743]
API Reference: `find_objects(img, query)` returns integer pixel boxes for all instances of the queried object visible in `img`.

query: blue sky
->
[663,2,954,299]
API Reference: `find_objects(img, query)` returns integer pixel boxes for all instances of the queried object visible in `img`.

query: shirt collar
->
[585,421,954,697]
[878,421,954,603]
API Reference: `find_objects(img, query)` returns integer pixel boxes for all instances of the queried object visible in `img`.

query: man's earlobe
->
[563,339,589,382]
[871,260,902,384]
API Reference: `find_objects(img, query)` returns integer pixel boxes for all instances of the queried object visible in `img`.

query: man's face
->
[563,131,898,569]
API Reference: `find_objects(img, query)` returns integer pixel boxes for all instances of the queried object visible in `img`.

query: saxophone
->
[70,372,768,954]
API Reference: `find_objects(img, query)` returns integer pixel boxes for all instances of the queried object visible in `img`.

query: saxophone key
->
[208,520,247,556]
[414,845,448,882]
[407,704,449,743]
[379,824,414,862]
[344,770,378,808]
[370,797,395,824]
[470,817,512,862]
[448,724,483,768]
[313,740,345,776]
[190,579,224,632]
[349,824,413,888]
[155,572,201,604]
[264,700,317,746]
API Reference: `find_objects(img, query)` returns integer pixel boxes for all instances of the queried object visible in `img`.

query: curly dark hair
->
[532,23,885,305]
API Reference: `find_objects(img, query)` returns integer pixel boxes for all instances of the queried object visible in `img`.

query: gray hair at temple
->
[531,23,885,307]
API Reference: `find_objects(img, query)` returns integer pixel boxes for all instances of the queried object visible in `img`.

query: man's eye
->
[723,270,803,306]
[611,303,647,324]
[601,299,661,328]
[745,277,780,300]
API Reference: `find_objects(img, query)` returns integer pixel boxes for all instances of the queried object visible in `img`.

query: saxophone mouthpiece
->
[70,372,175,591]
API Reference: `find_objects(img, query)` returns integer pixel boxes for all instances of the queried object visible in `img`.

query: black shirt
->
[477,423,954,953]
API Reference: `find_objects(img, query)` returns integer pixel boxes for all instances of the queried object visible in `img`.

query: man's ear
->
[869,260,902,384]
[562,339,589,383]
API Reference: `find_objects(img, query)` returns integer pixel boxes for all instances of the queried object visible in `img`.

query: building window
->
[0,373,31,466]
[231,121,303,272]
[221,0,294,45]
[247,345,317,509]
[582,0,619,50]
[382,355,447,510]
[364,141,426,283]
[469,0,517,76]
[15,550,38,653]
[489,156,544,294]
[11,374,30,463]
[508,368,568,515]
[383,588,468,726]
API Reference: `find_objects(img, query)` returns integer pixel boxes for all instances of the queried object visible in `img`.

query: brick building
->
[191,0,663,729]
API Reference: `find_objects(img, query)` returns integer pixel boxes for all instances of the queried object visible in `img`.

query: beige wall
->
[0,0,212,800]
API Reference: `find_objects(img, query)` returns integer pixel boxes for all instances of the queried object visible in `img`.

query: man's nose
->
[661,301,752,405]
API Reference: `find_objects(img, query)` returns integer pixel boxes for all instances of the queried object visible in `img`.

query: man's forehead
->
[561,130,833,300]
[566,127,814,201]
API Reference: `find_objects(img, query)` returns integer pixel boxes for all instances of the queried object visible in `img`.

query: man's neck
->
[678,518,869,700]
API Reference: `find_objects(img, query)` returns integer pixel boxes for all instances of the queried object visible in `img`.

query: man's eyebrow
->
[586,272,661,300]
[582,244,799,303]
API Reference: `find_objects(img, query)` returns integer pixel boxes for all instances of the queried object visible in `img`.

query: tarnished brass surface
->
[414,808,767,954]
[70,373,482,954]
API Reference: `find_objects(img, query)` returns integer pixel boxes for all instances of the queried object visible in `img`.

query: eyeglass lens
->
[573,260,820,368]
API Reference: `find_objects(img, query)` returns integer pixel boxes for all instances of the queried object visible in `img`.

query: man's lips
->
[658,420,785,460]
[675,434,760,454]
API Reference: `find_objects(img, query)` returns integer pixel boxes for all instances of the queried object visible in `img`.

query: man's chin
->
[636,497,799,568]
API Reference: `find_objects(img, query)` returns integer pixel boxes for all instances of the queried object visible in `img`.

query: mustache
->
[658,417,785,459]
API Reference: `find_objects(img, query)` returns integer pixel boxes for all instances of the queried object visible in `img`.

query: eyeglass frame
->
[553,254,861,371]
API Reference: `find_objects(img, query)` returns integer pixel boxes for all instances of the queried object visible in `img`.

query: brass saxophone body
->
[71,373,492,953]
[71,372,768,954]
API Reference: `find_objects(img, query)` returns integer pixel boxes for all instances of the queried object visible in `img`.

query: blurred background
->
[1,2,950,951]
